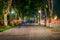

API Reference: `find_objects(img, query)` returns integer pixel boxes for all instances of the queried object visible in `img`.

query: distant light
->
[54,16,57,20]
[8,8,15,14]
[11,8,15,14]
[38,10,41,13]
[11,11,14,14]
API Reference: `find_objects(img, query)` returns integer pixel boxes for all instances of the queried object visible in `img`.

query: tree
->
[2,0,12,26]
[0,1,4,25]
[13,0,43,18]
[47,0,54,27]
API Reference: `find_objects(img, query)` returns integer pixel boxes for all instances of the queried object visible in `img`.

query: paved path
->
[0,26,60,40]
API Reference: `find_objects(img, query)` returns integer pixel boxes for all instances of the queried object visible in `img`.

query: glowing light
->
[38,10,41,13]
[11,8,15,14]
[54,16,57,20]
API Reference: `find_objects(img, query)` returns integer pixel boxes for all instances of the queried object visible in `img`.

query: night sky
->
[54,0,60,18]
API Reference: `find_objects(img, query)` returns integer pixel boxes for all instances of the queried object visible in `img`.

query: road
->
[0,26,60,40]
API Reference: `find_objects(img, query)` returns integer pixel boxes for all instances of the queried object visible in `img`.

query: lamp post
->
[38,10,41,25]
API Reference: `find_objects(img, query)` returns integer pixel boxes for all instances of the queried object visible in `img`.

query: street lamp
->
[11,8,15,14]
[38,10,41,13]
[38,10,41,25]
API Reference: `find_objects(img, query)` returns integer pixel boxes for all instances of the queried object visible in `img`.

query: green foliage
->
[0,0,8,23]
[46,4,48,8]
[12,0,49,19]
[0,0,8,15]
[0,26,14,32]
[0,1,3,15]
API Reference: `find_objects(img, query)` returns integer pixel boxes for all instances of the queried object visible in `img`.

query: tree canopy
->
[12,0,44,17]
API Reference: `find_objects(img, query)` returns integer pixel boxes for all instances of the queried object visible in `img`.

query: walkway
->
[0,26,60,40]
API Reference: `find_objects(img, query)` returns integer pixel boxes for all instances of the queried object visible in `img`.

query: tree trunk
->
[43,0,47,26]
[48,0,53,27]
[4,14,8,26]
[44,8,47,26]
[14,7,19,19]
[8,0,12,25]
[51,0,53,19]
[3,8,9,26]
[3,0,12,26]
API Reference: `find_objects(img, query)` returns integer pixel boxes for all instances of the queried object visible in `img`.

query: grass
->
[51,29,60,32]
[0,26,14,32]
[46,26,60,32]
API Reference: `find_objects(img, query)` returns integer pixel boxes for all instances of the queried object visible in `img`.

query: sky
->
[54,0,60,18]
